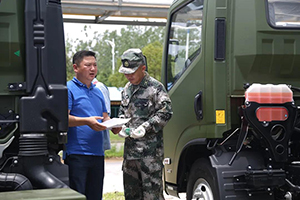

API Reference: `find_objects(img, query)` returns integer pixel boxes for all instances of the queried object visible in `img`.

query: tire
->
[186,158,220,200]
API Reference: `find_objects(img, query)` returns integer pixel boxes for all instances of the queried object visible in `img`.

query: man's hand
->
[86,116,107,131]
[111,127,122,134]
[130,125,146,138]
[69,113,107,131]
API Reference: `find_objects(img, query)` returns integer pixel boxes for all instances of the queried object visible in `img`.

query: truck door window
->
[166,0,203,90]
[267,0,300,28]
[0,1,25,70]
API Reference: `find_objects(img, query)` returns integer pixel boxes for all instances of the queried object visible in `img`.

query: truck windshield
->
[166,0,203,90]
[267,0,300,28]
[0,1,25,71]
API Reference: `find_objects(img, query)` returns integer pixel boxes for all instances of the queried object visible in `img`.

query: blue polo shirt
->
[66,77,107,156]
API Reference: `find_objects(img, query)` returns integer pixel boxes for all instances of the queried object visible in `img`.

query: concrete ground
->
[103,158,186,199]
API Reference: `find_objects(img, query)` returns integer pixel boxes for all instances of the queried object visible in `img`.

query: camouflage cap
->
[119,48,145,74]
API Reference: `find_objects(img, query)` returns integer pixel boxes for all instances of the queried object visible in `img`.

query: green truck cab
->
[162,0,300,199]
[0,0,84,199]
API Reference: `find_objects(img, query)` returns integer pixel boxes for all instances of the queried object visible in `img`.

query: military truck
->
[161,0,300,199]
[0,0,84,199]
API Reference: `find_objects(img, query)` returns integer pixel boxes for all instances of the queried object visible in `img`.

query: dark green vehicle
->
[162,0,300,199]
[0,0,84,199]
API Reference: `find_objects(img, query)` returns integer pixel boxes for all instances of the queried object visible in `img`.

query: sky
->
[63,0,173,42]
[63,21,125,43]
[63,18,167,43]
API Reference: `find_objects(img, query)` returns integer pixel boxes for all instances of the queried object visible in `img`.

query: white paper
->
[101,118,131,130]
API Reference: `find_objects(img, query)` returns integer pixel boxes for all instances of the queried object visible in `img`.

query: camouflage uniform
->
[119,72,173,200]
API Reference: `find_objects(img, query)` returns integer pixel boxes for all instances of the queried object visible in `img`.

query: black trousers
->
[66,154,104,200]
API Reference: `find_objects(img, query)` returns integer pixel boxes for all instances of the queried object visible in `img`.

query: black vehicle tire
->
[186,158,220,200]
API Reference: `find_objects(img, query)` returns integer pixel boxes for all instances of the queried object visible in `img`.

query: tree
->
[65,25,98,81]
[65,25,166,87]
[65,37,75,81]
[142,41,163,81]
[106,41,163,87]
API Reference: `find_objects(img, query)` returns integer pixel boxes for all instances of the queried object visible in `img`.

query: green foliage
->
[104,131,124,159]
[105,145,124,158]
[105,131,125,158]
[109,131,124,142]
[142,41,163,81]
[65,37,75,81]
[103,192,125,199]
[107,70,128,88]
[65,25,166,86]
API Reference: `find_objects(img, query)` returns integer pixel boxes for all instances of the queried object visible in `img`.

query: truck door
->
[162,0,205,185]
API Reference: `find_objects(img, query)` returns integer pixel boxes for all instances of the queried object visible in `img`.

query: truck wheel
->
[187,158,219,200]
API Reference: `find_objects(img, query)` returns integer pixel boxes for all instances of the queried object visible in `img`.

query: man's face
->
[124,65,146,85]
[74,56,97,86]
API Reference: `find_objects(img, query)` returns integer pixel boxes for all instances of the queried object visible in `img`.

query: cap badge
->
[124,61,129,67]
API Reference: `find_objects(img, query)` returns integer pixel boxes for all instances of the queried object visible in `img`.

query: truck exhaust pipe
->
[0,172,32,191]
[17,134,67,189]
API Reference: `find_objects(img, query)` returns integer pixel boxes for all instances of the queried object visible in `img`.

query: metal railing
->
[62,0,171,25]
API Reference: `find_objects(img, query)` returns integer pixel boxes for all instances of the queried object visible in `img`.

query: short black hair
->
[72,50,96,65]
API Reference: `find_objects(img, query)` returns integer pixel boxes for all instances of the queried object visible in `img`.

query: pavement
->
[103,158,185,199]
[103,158,124,194]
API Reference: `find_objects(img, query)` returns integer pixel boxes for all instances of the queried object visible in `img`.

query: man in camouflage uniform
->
[117,48,173,200]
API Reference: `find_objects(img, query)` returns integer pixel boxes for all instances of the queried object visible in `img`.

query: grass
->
[104,131,124,159]
[103,192,125,200]
[105,145,124,158]
[109,131,125,142]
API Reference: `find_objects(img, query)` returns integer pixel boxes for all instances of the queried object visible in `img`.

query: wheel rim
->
[191,178,214,200]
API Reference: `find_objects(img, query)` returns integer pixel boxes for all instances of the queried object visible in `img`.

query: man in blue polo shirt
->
[66,50,120,200]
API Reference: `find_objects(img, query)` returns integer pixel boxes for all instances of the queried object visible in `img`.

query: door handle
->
[194,91,203,120]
